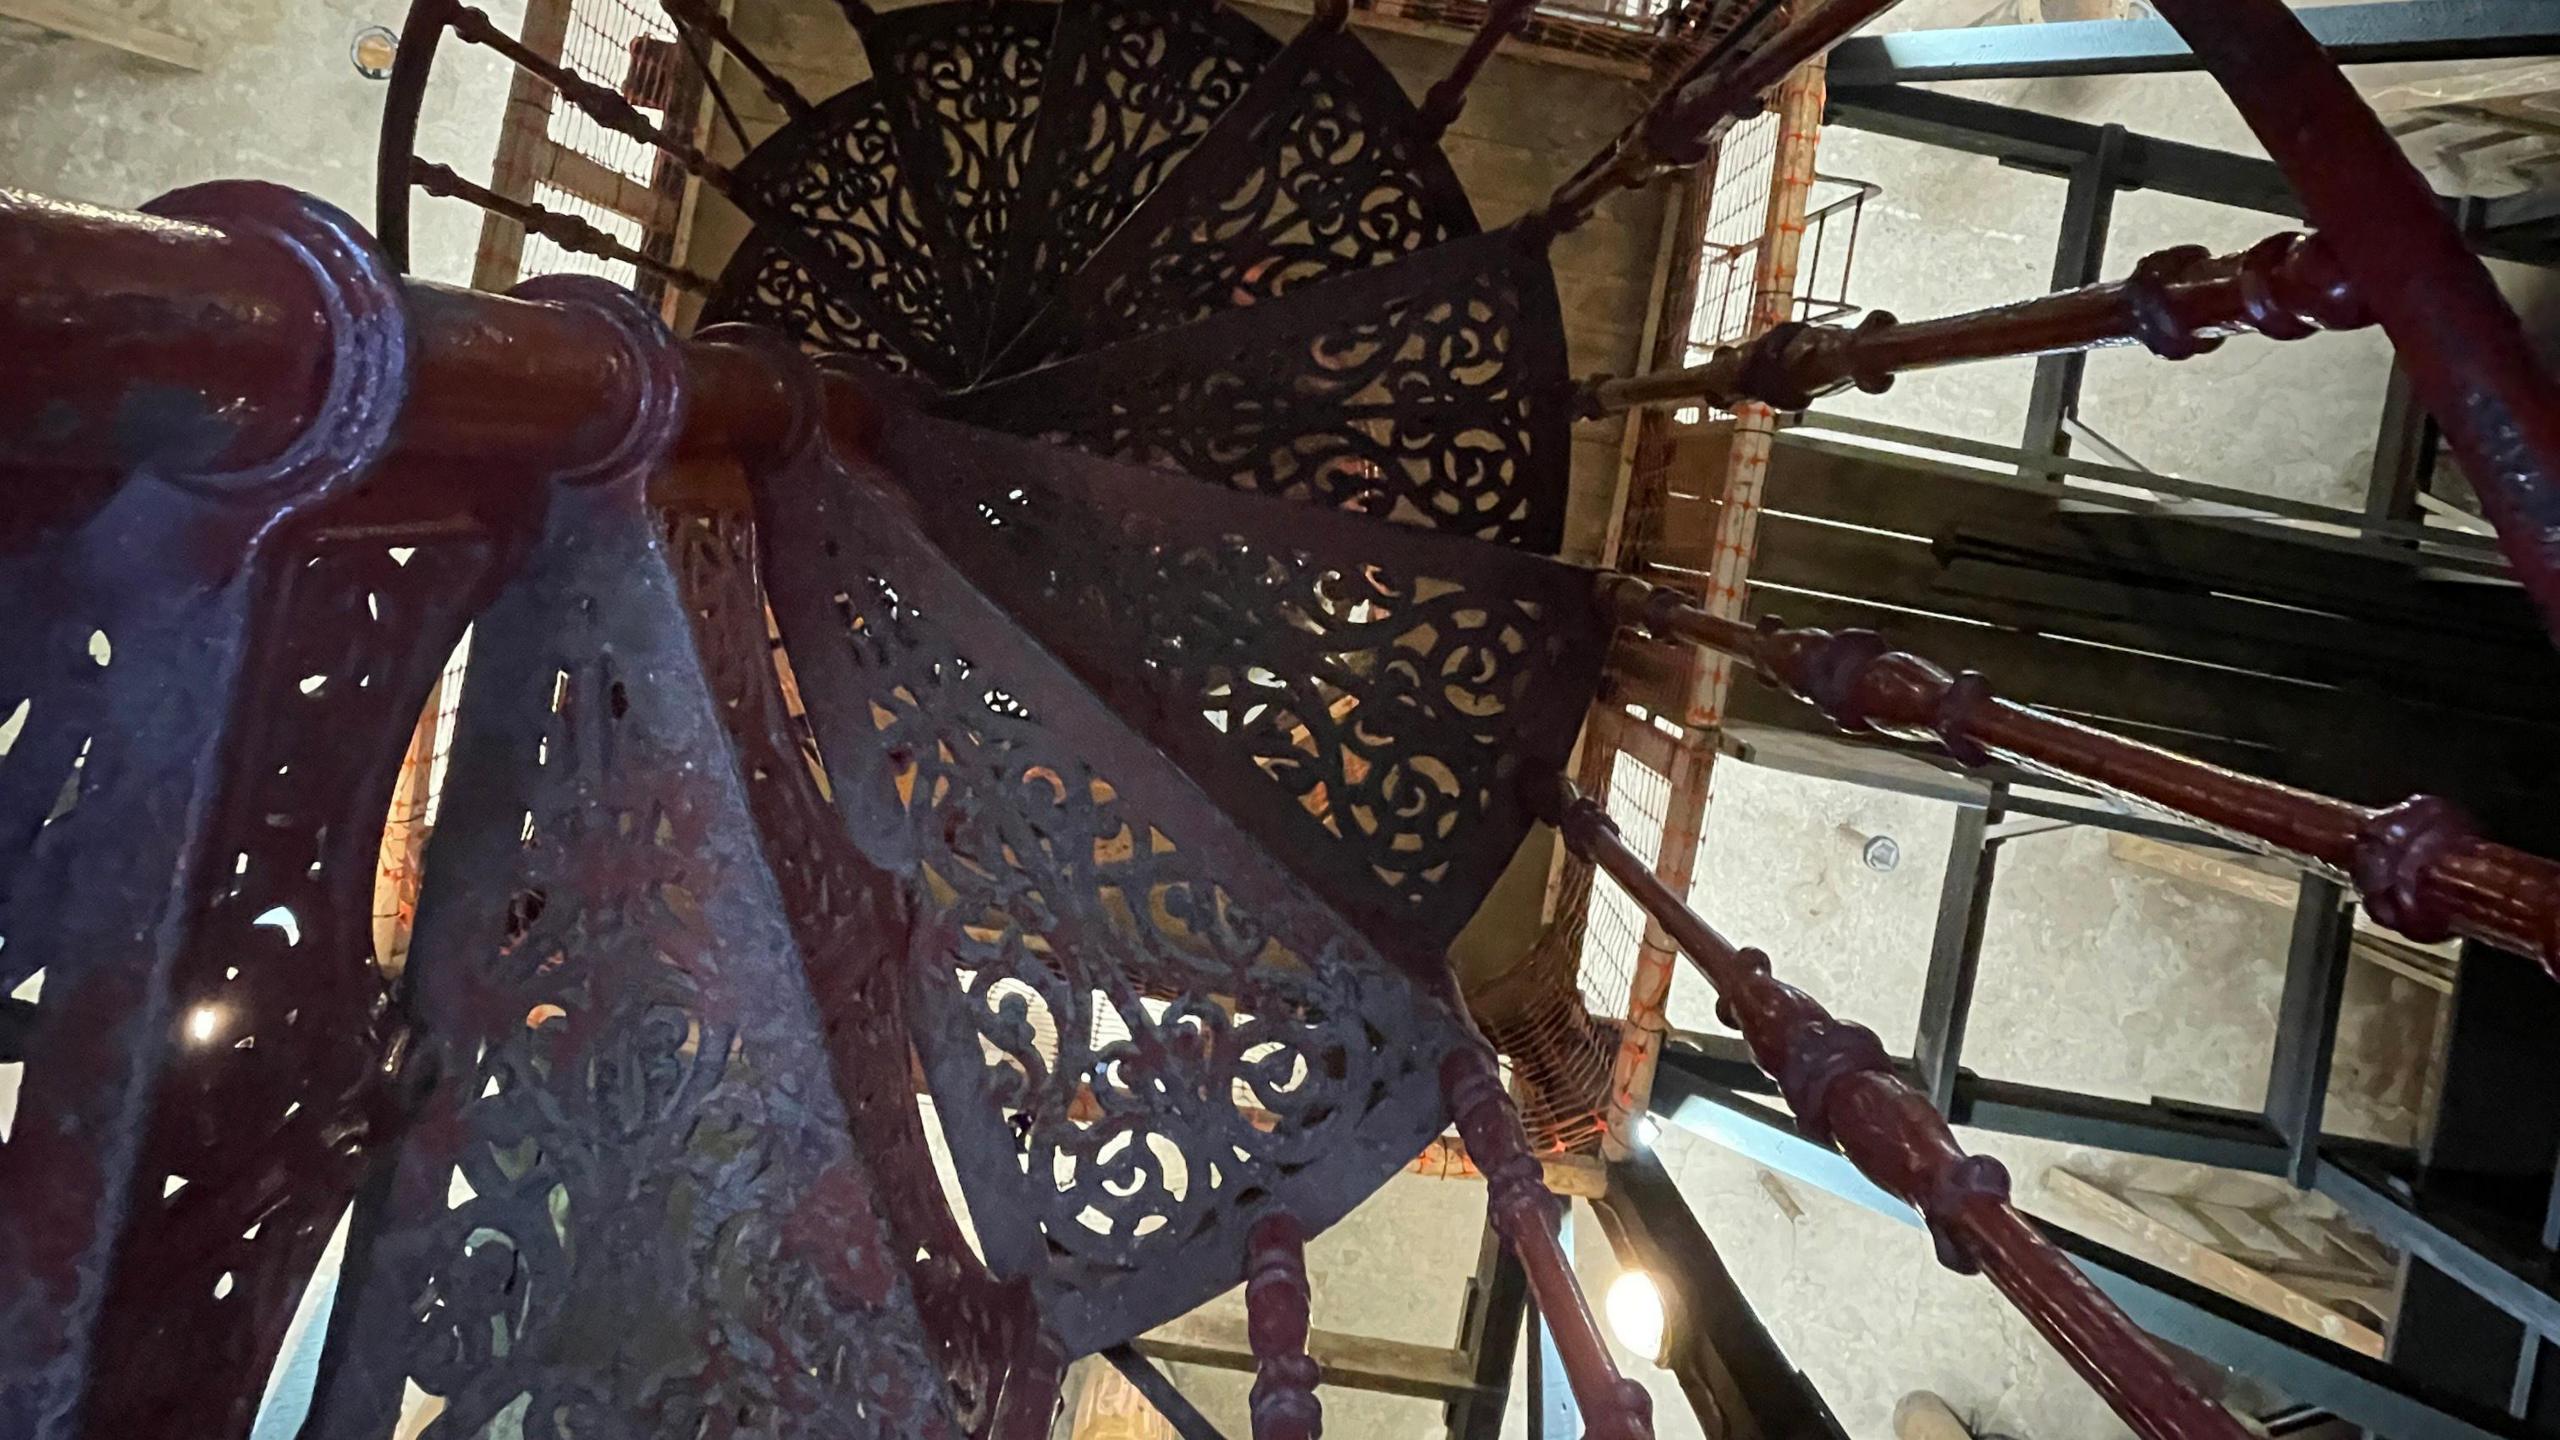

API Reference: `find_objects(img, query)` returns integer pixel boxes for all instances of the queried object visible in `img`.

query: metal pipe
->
[1536,773,2252,1440]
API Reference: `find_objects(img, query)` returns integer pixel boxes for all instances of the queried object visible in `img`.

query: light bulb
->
[1605,1269,1667,1363]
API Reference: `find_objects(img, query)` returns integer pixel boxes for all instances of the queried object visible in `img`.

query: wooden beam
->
[1136,1312,1491,1402]
[2040,1168,2385,1358]
[534,140,679,230]
[0,0,203,68]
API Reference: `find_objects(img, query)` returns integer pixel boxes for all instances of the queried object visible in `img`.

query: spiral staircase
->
[10,1,2560,1439]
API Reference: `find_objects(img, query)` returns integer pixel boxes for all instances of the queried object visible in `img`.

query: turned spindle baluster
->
[1245,1213,1322,1440]
[1443,1045,1655,1440]
[1534,775,2250,1440]
[446,1,733,185]
[411,160,713,290]
[1579,230,2370,416]
[1414,0,1540,142]
[1530,0,1895,241]
[1598,572,2560,980]
[660,0,815,121]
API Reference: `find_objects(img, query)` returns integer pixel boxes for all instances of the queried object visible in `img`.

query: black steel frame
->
[1647,1064,2537,1440]
[1828,3,2560,87]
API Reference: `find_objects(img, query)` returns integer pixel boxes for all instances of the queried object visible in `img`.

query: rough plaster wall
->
[1808,0,2560,516]
[0,0,521,286]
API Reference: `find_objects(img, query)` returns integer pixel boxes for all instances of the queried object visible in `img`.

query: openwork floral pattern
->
[714,85,967,382]
[986,0,1275,347]
[879,412,1603,951]
[306,481,960,1440]
[668,504,1039,1438]
[868,0,1052,354]
[752,442,1468,1350]
[951,228,1574,552]
[1072,27,1478,352]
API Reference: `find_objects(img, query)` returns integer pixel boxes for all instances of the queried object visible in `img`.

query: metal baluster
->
[446,1,734,185]
[1245,1213,1323,1440]
[1529,0,1894,240]
[1443,1045,1655,1440]
[1579,231,2370,416]
[1598,570,2560,982]
[1534,773,2253,1440]
[412,160,714,290]
[1414,0,1539,142]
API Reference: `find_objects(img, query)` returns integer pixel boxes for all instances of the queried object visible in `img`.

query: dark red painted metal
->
[1604,573,2560,979]
[1415,0,1540,141]
[409,159,714,291]
[1245,1213,1322,1440]
[0,181,425,1440]
[0,186,474,1440]
[0,190,331,488]
[2152,0,2560,647]
[1585,230,2369,416]
[0,186,829,485]
[1443,1045,1654,1440]
[1535,775,2251,1440]
[676,327,1049,1435]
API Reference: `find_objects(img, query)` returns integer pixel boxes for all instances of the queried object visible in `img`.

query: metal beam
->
[1138,1315,1491,1405]
[2318,1146,2560,1348]
[1914,794,2000,1112]
[1443,1220,1528,1440]
[1658,1035,2299,1176]
[1523,1206,1580,1440]
[1829,85,2560,269]
[1828,84,2303,219]
[2366,361,2439,527]
[1829,3,2560,86]
[1103,1346,1232,1440]
[2021,124,2125,480]
[1654,1084,2539,1440]
[2264,877,2352,1188]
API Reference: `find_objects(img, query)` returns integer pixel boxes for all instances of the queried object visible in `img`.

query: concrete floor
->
[0,2,2497,1437]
